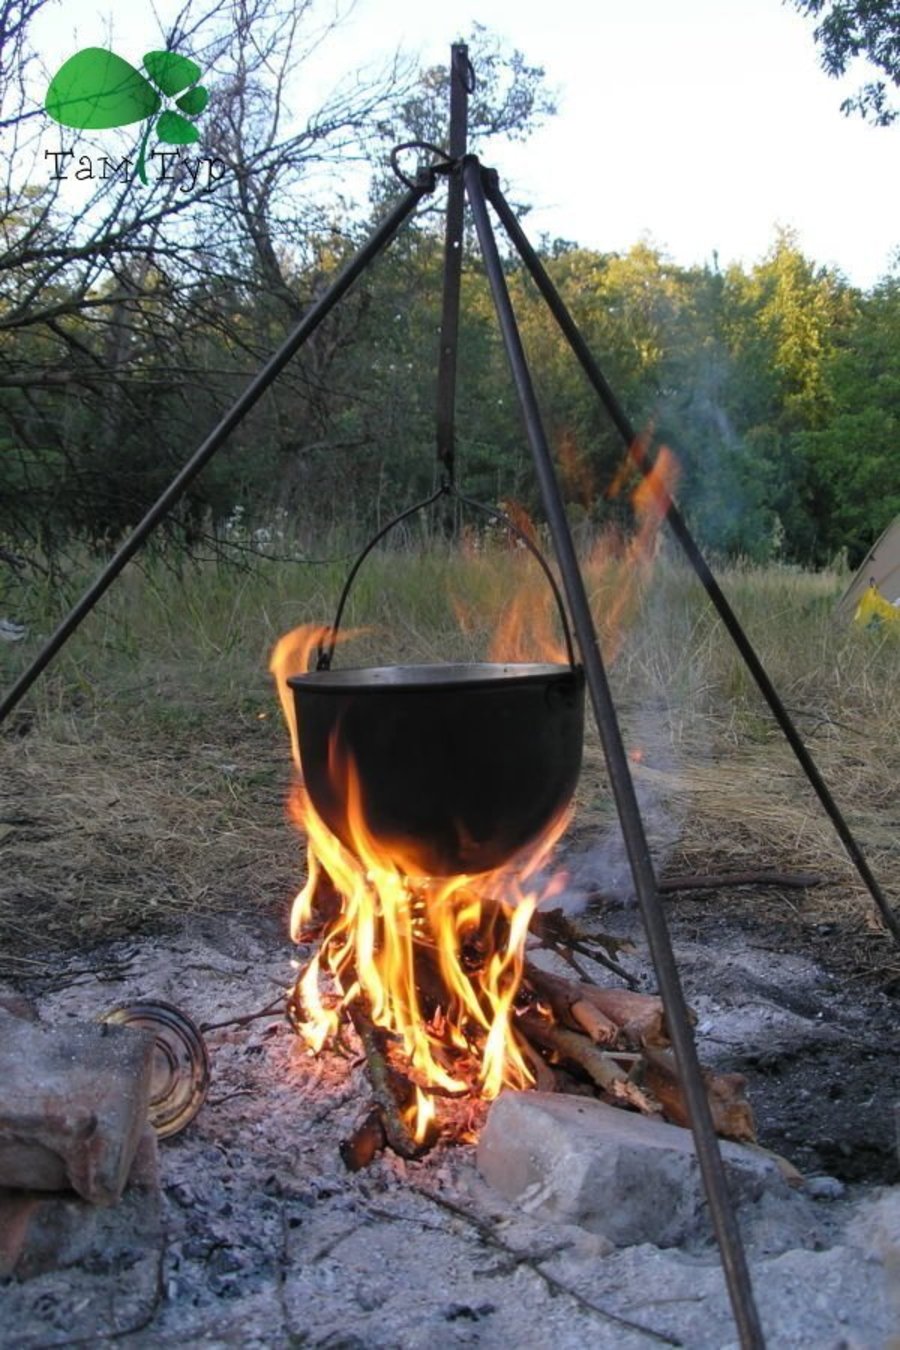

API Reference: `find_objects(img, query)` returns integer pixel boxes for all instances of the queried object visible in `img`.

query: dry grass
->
[1,543,898,977]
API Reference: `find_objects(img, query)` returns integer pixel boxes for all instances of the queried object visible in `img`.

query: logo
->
[44,47,210,185]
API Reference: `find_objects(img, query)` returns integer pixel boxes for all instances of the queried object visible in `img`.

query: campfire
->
[266,467,753,1168]
[269,620,574,1158]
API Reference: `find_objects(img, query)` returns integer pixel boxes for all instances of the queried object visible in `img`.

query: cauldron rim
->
[287,661,581,693]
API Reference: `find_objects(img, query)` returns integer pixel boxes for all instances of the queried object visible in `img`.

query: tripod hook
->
[389,141,457,190]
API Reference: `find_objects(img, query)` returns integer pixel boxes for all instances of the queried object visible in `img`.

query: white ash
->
[0,911,896,1348]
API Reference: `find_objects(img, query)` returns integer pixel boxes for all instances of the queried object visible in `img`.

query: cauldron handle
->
[315,485,578,672]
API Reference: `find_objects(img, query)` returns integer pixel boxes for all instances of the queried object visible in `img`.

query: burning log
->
[345,1001,432,1161]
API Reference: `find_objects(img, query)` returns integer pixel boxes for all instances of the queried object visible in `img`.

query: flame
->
[451,437,678,672]
[489,577,569,664]
[586,435,680,661]
[271,437,676,1142]
[451,502,568,665]
[272,624,570,1141]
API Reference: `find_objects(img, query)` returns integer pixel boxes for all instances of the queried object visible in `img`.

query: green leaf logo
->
[44,46,211,185]
[45,49,160,129]
[142,50,201,97]
[157,110,200,145]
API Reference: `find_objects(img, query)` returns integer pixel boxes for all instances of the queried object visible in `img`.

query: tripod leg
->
[464,157,765,1350]
[484,170,900,951]
[435,43,471,493]
[0,181,433,725]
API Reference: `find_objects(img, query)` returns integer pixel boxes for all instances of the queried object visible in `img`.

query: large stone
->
[849,1184,900,1333]
[477,1091,791,1248]
[0,1010,155,1205]
[0,1131,163,1348]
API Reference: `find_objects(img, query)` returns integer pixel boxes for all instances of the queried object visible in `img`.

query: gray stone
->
[0,1010,155,1204]
[804,1174,845,1200]
[848,1182,900,1329]
[0,1129,159,1280]
[0,1130,162,1348]
[477,1091,792,1248]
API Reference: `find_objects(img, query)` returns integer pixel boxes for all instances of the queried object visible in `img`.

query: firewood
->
[642,1047,757,1143]
[525,966,621,1045]
[570,998,620,1046]
[525,964,675,1049]
[514,1028,558,1093]
[519,1012,662,1117]
[346,1001,429,1159]
[340,1108,387,1171]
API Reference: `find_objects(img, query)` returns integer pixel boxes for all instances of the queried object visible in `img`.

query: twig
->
[530,909,638,987]
[200,997,286,1033]
[206,1088,255,1107]
[658,870,825,893]
[582,870,825,908]
[346,1000,424,1160]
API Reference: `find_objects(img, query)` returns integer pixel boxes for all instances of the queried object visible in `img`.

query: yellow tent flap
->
[853,583,900,628]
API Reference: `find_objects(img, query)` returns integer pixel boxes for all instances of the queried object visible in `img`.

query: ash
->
[1,909,898,1349]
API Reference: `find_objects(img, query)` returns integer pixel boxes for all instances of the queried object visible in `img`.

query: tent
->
[835,516,900,624]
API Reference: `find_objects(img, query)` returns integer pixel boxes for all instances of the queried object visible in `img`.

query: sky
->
[33,0,900,288]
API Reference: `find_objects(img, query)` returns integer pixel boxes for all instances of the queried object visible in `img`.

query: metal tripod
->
[3,43,898,1349]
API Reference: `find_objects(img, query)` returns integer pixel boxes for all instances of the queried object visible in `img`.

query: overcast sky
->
[36,0,900,287]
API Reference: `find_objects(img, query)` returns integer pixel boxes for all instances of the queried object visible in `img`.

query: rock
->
[477,1091,792,1248]
[849,1186,900,1273]
[0,1129,159,1280]
[0,1130,162,1347]
[804,1174,845,1200]
[0,1010,155,1204]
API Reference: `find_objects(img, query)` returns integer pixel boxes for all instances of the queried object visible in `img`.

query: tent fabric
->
[835,516,900,621]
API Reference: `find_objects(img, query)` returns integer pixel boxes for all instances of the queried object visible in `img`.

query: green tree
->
[792,0,900,124]
[795,273,900,560]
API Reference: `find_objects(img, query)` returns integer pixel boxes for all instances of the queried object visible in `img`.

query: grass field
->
[1,541,898,978]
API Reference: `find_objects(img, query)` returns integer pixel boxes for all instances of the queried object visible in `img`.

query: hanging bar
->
[0,178,434,725]
[464,156,765,1350]
[483,170,900,950]
[434,42,473,488]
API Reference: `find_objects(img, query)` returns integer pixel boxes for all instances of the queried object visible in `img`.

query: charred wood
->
[524,964,675,1049]
[518,1012,662,1116]
[346,1001,426,1160]
[642,1047,757,1143]
[340,1108,387,1171]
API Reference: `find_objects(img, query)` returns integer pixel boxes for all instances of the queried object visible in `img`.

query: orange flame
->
[271,623,570,1139]
[271,438,676,1139]
[450,437,678,672]
[450,503,569,665]
[576,434,680,662]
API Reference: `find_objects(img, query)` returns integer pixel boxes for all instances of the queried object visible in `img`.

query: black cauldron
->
[288,661,584,876]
